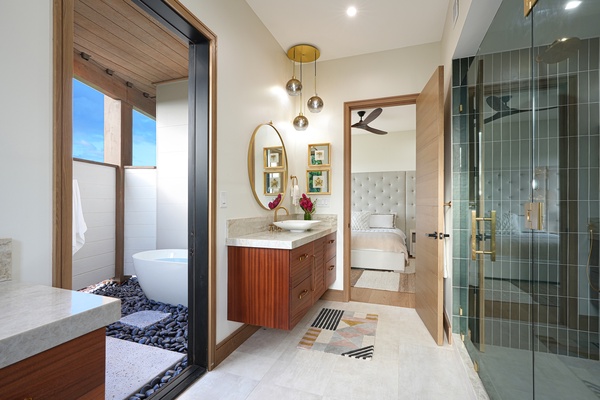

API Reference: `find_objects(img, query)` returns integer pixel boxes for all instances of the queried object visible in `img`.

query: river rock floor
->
[82,278,189,399]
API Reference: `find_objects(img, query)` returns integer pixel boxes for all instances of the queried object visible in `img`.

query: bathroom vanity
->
[0,281,120,399]
[227,227,336,330]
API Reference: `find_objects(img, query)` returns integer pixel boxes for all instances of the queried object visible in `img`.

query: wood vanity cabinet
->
[228,231,337,330]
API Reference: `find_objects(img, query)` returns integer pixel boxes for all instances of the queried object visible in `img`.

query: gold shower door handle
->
[471,210,496,261]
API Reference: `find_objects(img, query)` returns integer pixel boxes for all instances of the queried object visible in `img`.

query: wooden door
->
[415,66,445,345]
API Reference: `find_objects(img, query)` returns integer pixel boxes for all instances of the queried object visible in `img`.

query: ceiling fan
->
[484,95,557,124]
[351,108,387,135]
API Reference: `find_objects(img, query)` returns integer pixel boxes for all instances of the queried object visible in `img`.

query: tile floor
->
[177,300,486,399]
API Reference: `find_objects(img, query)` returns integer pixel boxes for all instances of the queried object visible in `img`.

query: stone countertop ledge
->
[0,281,121,369]
[226,222,337,250]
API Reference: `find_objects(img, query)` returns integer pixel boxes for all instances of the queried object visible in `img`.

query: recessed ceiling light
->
[565,1,582,10]
[346,6,357,17]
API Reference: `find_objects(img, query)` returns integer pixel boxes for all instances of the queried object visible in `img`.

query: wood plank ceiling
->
[74,0,189,98]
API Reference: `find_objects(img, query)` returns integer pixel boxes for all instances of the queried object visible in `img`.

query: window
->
[72,79,104,162]
[132,109,156,166]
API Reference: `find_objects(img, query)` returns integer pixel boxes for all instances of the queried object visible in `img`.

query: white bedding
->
[351,228,409,271]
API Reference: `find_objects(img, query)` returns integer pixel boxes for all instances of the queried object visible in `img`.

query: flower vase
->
[304,212,312,220]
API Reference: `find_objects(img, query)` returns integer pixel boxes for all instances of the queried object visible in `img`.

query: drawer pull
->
[298,289,309,300]
[298,253,309,261]
[328,265,335,271]
[328,239,335,244]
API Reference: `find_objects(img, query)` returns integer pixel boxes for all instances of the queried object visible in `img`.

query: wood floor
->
[351,258,416,308]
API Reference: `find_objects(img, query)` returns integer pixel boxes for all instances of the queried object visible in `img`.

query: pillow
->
[369,214,396,229]
[351,211,371,230]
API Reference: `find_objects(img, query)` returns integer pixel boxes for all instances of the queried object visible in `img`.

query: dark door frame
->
[53,0,217,396]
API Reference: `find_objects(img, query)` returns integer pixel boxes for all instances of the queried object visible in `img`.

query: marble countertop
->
[0,281,121,369]
[226,223,337,249]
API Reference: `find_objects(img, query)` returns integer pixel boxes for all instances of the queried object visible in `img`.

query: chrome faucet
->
[274,206,289,222]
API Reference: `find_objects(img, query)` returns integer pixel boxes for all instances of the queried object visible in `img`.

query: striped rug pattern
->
[297,308,378,360]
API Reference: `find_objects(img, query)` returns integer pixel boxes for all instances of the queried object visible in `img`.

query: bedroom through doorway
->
[349,104,417,307]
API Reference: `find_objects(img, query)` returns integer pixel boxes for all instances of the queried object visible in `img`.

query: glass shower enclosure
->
[452,0,600,398]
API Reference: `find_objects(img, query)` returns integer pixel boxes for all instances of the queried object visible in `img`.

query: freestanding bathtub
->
[132,249,188,307]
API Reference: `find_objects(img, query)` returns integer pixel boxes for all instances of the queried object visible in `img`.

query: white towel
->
[72,179,88,255]
[291,184,301,206]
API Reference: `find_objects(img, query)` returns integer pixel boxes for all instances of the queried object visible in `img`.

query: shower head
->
[536,37,582,64]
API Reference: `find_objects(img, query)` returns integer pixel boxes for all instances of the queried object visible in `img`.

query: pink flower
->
[299,193,316,214]
[268,193,282,210]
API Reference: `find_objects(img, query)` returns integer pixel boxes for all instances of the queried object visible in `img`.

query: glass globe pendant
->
[307,55,324,113]
[293,112,309,131]
[293,63,309,131]
[285,60,302,96]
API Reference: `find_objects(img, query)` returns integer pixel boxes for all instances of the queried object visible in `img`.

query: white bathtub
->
[132,249,188,307]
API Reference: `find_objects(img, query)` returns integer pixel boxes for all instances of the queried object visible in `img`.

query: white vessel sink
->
[274,220,321,232]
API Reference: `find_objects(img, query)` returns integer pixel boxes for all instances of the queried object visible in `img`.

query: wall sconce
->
[286,44,322,130]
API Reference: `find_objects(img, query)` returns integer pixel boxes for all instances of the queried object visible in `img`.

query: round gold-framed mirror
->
[247,122,288,210]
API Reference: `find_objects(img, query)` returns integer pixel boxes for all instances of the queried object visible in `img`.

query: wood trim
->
[0,328,105,399]
[73,157,118,168]
[321,288,345,302]
[343,93,419,304]
[74,52,156,118]
[443,308,452,344]
[53,0,74,289]
[214,324,260,368]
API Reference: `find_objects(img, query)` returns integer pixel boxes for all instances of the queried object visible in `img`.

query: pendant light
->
[307,49,324,113]
[293,61,309,130]
[285,58,302,96]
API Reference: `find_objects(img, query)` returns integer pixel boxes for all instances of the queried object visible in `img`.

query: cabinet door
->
[312,237,325,302]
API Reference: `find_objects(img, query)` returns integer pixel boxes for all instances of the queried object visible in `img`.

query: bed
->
[350,171,416,272]
[351,225,409,272]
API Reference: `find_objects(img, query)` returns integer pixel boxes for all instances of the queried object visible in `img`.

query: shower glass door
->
[465,1,536,397]
[532,1,600,399]
[459,0,600,399]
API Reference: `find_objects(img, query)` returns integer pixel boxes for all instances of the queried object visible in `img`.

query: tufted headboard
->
[351,171,416,235]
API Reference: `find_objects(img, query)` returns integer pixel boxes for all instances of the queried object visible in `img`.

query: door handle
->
[471,210,496,261]
[439,232,450,240]
[426,232,438,239]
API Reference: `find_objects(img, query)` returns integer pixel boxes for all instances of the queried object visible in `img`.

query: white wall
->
[72,162,116,290]
[124,168,157,276]
[179,0,294,343]
[0,2,53,285]
[156,80,188,250]
[351,130,416,173]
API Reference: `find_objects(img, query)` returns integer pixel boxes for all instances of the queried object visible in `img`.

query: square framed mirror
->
[264,146,284,169]
[264,171,283,195]
[306,169,330,194]
[308,143,330,167]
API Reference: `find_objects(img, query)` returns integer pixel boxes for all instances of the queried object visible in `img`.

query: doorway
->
[344,66,445,345]
[53,0,216,396]
[349,104,417,308]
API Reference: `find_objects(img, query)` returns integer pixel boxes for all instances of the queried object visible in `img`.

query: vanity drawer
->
[290,242,313,287]
[290,276,313,326]
[324,232,337,261]
[325,256,337,287]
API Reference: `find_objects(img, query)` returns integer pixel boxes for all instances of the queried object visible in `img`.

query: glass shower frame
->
[452,0,600,398]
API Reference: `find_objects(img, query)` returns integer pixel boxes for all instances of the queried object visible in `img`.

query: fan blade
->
[351,120,365,128]
[365,125,387,135]
[486,96,512,112]
[362,107,382,125]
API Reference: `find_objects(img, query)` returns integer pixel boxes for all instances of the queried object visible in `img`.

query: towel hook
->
[290,175,298,186]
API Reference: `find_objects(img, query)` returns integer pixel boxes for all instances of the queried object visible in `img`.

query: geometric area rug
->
[297,308,378,360]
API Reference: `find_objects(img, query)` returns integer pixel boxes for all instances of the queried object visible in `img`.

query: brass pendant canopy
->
[287,44,320,63]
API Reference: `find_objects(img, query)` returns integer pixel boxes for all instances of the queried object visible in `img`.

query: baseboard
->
[214,324,260,369]
[321,288,345,301]
[443,308,452,345]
